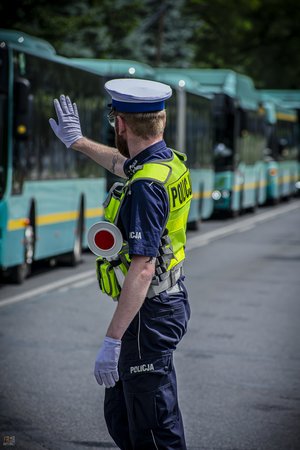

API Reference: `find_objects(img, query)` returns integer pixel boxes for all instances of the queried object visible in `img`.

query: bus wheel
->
[228,209,239,218]
[68,204,84,266]
[9,263,28,284]
[187,217,201,231]
[270,197,279,205]
[10,223,35,284]
[246,202,257,213]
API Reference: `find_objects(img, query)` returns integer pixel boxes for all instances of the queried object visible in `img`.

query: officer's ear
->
[116,115,127,135]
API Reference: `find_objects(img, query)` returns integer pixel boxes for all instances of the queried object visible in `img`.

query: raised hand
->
[49,95,83,148]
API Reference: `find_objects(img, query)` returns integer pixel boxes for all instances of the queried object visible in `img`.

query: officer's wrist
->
[71,136,87,150]
[106,329,123,340]
[105,336,121,345]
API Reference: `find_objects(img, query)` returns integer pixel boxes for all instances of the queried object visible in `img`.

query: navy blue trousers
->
[104,281,191,450]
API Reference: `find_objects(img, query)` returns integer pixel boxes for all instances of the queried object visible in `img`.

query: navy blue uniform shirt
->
[121,140,172,258]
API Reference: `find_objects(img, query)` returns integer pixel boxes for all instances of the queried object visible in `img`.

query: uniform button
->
[164,366,168,371]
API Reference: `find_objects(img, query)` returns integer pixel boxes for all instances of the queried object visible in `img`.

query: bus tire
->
[270,196,279,205]
[187,217,201,231]
[9,263,28,284]
[68,201,84,267]
[228,209,239,218]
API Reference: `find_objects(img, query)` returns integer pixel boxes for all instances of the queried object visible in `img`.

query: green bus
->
[0,30,107,283]
[260,90,300,198]
[177,69,268,216]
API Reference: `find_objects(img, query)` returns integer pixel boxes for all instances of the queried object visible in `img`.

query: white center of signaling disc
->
[87,221,123,258]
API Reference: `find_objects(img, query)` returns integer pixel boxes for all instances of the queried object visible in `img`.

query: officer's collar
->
[125,140,167,178]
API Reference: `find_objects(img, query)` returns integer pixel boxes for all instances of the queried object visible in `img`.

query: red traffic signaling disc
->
[87,221,123,258]
[94,229,115,250]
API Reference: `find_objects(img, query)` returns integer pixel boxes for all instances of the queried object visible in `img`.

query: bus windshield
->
[0,46,8,199]
[212,94,235,170]
[213,112,234,169]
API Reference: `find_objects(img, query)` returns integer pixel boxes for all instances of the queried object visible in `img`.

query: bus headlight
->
[221,189,230,199]
[212,190,222,200]
[295,181,300,190]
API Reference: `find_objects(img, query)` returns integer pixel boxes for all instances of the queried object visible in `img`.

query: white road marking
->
[237,224,256,233]
[185,201,300,252]
[0,270,94,308]
[73,276,95,289]
[57,286,70,294]
[57,276,95,292]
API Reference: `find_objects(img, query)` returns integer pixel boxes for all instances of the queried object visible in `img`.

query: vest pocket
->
[104,195,121,223]
[103,181,124,224]
[95,258,120,297]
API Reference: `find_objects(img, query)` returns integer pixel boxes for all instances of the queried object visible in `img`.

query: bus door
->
[0,45,9,201]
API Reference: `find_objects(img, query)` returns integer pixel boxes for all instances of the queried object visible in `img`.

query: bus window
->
[13,77,33,140]
[277,119,298,160]
[12,77,35,194]
[186,93,213,170]
[11,50,105,195]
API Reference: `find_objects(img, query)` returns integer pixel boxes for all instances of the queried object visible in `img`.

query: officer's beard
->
[115,120,130,159]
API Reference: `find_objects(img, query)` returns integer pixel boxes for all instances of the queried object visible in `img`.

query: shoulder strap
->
[169,149,187,162]
[130,162,172,185]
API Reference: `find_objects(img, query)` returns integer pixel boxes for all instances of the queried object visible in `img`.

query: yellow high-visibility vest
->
[104,149,192,275]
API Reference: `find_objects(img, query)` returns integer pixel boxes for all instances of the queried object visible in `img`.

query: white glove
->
[94,337,121,388]
[49,95,83,148]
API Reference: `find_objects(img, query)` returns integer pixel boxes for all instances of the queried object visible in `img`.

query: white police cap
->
[105,78,172,113]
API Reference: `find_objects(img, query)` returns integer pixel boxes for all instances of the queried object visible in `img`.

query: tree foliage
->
[183,0,300,88]
[1,0,299,88]
[0,0,142,58]
[127,0,195,68]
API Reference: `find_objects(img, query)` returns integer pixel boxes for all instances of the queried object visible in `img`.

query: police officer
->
[49,78,192,450]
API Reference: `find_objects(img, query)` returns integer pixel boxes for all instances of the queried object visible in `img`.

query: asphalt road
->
[1,201,300,450]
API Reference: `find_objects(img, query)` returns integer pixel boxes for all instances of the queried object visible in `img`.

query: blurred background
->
[2,0,300,89]
[1,2,300,449]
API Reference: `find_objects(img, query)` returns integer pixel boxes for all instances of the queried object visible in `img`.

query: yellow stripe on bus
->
[259,180,268,187]
[8,207,104,231]
[190,178,270,199]
[278,175,294,184]
[276,112,298,122]
[232,180,268,192]
[186,174,294,200]
[36,211,79,226]
[232,184,243,192]
[7,219,28,231]
[84,207,104,218]
[192,190,212,199]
